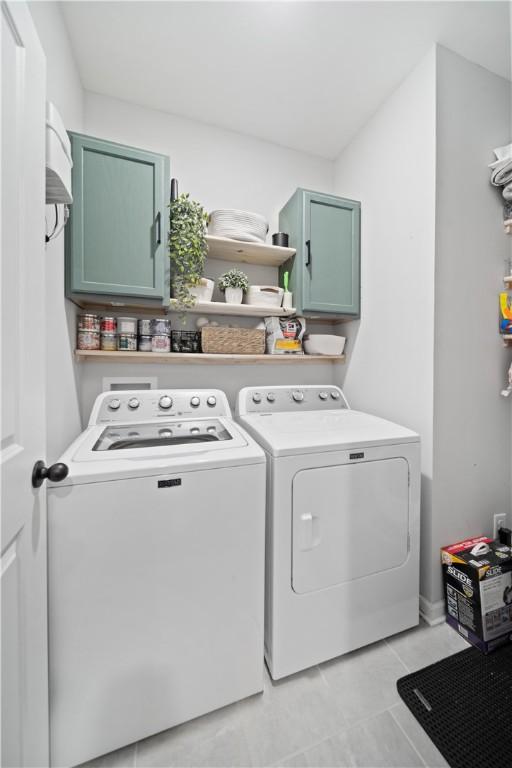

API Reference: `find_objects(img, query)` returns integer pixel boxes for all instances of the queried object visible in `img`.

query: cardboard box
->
[441,536,512,653]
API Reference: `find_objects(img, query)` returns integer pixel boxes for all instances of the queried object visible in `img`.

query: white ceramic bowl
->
[303,334,346,356]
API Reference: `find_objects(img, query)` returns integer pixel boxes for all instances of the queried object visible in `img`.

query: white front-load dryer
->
[236,385,420,680]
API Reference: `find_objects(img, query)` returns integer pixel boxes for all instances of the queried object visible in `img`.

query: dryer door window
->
[292,458,409,595]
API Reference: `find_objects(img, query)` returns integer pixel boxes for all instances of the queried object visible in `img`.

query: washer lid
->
[238,409,419,457]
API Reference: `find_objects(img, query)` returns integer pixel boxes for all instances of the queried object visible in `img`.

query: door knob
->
[32,461,69,489]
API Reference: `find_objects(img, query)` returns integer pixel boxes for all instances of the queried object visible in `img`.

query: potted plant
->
[169,192,211,310]
[218,268,249,305]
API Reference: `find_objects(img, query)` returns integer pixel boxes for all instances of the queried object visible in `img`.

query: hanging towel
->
[490,156,512,186]
[503,182,512,201]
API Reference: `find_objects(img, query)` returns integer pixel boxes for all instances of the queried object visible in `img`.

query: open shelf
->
[503,276,512,287]
[502,335,512,345]
[75,350,345,365]
[206,235,295,267]
[168,300,295,318]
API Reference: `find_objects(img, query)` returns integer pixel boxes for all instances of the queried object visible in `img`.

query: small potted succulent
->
[218,268,249,305]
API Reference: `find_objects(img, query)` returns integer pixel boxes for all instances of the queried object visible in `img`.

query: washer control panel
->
[239,385,349,415]
[90,389,231,425]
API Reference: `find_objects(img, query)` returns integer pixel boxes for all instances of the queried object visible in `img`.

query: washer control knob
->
[158,395,173,410]
[319,392,328,401]
[190,396,200,408]
[267,393,276,403]
[252,393,262,404]
[330,391,341,400]
[206,395,217,407]
[292,391,304,402]
[127,397,140,410]
[108,398,121,411]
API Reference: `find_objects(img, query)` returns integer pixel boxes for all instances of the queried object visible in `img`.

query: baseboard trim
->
[419,595,445,626]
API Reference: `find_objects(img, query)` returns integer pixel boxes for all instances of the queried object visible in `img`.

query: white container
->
[303,335,346,356]
[46,101,73,204]
[282,291,293,310]
[225,287,243,305]
[246,285,283,308]
[188,278,214,303]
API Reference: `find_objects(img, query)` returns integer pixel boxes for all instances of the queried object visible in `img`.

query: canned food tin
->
[138,335,153,352]
[78,314,100,332]
[151,334,170,353]
[117,333,137,351]
[117,316,138,335]
[138,318,153,336]
[150,317,171,336]
[77,330,100,350]
[101,316,117,333]
[100,332,117,351]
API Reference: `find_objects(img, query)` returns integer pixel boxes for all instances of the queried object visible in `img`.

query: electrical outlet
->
[493,513,507,539]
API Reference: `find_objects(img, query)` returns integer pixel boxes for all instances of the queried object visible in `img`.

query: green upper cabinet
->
[279,189,360,317]
[66,133,170,303]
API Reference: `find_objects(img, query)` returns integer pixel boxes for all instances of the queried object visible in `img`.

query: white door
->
[292,458,410,594]
[1,3,48,766]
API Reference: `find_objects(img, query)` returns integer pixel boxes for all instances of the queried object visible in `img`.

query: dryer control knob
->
[330,391,341,400]
[319,392,328,400]
[206,396,217,407]
[159,395,173,410]
[267,393,275,403]
[252,393,262,404]
[108,398,121,411]
[292,391,304,402]
[190,396,200,408]
[127,397,140,410]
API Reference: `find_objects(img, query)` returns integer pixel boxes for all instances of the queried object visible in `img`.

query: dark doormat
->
[396,642,512,768]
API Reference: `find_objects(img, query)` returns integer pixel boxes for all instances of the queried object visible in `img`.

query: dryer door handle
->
[299,512,321,551]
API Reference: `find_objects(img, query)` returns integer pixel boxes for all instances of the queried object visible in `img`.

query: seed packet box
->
[441,535,512,653]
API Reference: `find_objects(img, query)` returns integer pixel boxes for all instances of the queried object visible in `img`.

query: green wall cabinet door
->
[279,189,360,317]
[66,133,170,303]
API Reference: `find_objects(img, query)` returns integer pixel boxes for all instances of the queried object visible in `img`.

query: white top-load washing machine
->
[47,389,265,768]
[236,385,420,681]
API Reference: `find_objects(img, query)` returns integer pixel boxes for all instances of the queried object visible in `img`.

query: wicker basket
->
[201,326,265,355]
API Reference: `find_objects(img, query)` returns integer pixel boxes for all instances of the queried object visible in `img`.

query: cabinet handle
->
[156,211,162,245]
[305,239,312,267]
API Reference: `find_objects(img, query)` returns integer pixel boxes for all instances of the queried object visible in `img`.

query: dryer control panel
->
[89,389,231,425]
[237,385,349,415]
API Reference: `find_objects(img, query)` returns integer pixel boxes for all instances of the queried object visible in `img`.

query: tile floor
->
[82,620,468,768]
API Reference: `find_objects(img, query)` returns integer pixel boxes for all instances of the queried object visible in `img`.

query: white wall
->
[429,46,512,604]
[79,92,336,420]
[29,1,84,461]
[334,44,512,610]
[333,49,437,599]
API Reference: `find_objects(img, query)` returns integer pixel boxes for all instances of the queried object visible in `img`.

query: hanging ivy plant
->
[169,193,209,310]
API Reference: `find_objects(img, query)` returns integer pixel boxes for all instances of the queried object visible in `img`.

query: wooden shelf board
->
[206,235,295,267]
[75,350,345,365]
[169,300,296,318]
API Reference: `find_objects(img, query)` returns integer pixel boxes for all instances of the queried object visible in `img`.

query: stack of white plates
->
[208,209,269,243]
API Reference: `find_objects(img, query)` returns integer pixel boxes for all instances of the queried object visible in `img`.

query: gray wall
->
[428,46,512,604]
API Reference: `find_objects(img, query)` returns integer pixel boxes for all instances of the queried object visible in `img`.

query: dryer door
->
[292,458,409,594]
